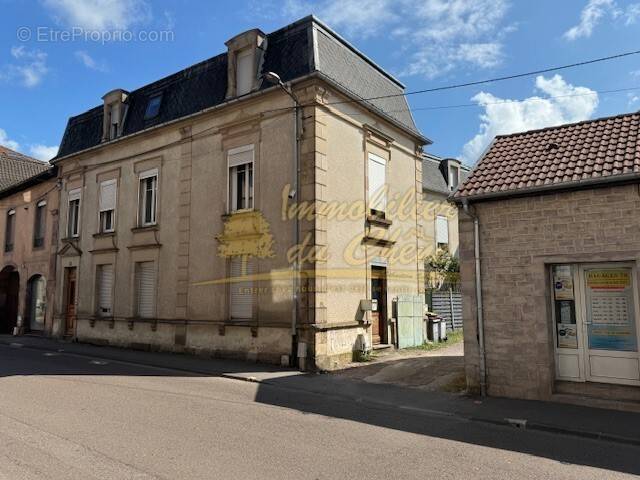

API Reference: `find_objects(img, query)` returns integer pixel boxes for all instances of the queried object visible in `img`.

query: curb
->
[3,338,639,447]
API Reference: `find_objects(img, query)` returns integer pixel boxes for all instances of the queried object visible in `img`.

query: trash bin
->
[427,316,441,342]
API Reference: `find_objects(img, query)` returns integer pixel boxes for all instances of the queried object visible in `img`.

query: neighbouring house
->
[422,154,470,329]
[0,146,58,335]
[51,16,430,369]
[454,112,640,404]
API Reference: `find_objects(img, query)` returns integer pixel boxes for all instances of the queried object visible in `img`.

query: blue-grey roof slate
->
[57,16,424,159]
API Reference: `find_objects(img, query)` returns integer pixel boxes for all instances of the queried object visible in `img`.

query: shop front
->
[552,264,640,386]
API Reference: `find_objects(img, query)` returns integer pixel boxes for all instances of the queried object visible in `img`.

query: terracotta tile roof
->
[0,145,51,192]
[454,112,640,200]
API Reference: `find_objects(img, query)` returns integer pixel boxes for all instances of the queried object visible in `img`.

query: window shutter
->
[236,49,253,96]
[436,216,449,244]
[368,153,387,212]
[99,181,117,212]
[68,188,81,202]
[228,145,253,167]
[97,264,114,316]
[135,262,156,318]
[230,257,255,320]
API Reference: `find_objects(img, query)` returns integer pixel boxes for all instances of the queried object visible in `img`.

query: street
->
[0,343,638,480]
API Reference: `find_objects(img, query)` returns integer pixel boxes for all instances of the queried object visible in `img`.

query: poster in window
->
[585,269,638,352]
[553,265,574,300]
[557,324,578,349]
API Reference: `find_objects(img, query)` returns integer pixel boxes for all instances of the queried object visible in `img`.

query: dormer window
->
[224,29,266,99]
[144,94,162,120]
[101,89,129,142]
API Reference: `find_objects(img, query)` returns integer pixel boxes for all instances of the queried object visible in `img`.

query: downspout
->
[291,95,301,367]
[462,200,487,396]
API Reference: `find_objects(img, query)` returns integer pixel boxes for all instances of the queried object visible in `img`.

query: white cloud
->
[564,0,640,40]
[74,50,107,71]
[29,144,59,161]
[460,75,598,164]
[43,0,151,30]
[281,0,513,78]
[0,128,20,151]
[1,47,48,87]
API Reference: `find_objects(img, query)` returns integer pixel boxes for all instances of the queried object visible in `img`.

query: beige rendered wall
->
[460,184,640,400]
[423,191,460,257]
[310,89,424,369]
[0,177,59,335]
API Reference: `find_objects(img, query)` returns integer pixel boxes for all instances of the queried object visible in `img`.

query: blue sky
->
[0,0,639,164]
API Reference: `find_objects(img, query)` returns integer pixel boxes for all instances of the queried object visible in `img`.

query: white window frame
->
[137,169,158,227]
[68,188,81,238]
[96,264,114,317]
[449,164,460,191]
[236,48,253,96]
[436,215,449,249]
[227,145,254,213]
[368,152,387,216]
[98,179,117,233]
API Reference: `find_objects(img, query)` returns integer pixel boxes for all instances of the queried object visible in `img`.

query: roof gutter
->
[454,171,640,204]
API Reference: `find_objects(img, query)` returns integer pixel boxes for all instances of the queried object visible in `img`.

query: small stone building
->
[454,112,640,404]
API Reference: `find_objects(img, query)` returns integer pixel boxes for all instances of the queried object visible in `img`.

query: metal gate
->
[431,289,463,330]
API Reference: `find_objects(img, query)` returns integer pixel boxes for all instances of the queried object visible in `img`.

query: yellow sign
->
[586,270,631,290]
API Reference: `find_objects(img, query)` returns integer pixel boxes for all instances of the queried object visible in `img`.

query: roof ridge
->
[495,111,640,140]
[0,145,44,165]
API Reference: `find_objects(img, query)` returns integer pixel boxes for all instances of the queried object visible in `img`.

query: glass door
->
[581,265,640,385]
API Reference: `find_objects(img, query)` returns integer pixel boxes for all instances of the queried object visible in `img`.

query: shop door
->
[581,266,640,385]
[29,276,47,331]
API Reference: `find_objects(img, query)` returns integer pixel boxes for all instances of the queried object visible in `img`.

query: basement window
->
[144,94,162,120]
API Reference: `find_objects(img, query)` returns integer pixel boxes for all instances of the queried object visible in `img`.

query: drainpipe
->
[462,200,487,396]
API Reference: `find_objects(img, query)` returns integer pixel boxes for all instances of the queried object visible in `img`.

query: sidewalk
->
[2,334,639,447]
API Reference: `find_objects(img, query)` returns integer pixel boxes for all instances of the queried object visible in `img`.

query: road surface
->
[0,344,637,479]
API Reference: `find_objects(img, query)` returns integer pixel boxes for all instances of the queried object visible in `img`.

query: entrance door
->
[0,268,20,334]
[581,266,640,385]
[28,276,46,332]
[64,268,77,337]
[552,263,640,386]
[371,266,387,345]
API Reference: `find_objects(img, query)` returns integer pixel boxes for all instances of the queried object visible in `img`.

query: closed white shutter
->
[236,49,253,96]
[97,264,114,317]
[436,215,449,245]
[368,153,387,212]
[230,257,255,320]
[99,180,117,212]
[136,262,156,318]
[228,145,253,167]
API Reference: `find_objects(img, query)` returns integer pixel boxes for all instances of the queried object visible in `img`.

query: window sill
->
[131,225,159,233]
[61,237,80,243]
[222,209,256,219]
[366,214,392,228]
[93,231,116,238]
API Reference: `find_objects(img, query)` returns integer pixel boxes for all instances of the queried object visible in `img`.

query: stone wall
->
[460,184,640,400]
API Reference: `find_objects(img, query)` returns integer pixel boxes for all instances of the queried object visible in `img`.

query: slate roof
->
[454,112,640,201]
[0,146,51,193]
[56,16,426,159]
[422,154,471,195]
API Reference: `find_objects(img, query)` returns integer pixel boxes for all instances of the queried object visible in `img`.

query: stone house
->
[0,146,59,335]
[454,112,640,404]
[51,16,430,369]
[422,153,469,328]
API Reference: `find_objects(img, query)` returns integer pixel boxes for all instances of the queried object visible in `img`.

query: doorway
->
[63,267,77,337]
[27,275,47,332]
[552,263,640,386]
[371,266,387,345]
[0,266,20,334]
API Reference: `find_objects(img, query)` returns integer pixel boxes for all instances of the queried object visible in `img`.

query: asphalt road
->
[0,344,638,480]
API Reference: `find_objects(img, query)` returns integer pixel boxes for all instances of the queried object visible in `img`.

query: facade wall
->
[423,191,460,257]
[53,79,423,368]
[0,177,59,334]
[460,184,640,400]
